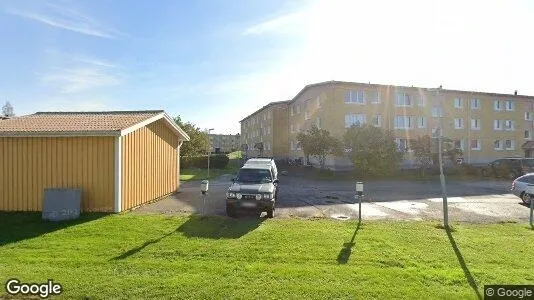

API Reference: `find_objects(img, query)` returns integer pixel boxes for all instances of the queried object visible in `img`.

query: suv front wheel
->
[266,206,275,218]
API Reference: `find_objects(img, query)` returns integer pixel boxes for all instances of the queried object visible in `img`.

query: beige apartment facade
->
[240,100,290,159]
[242,81,534,169]
[209,134,240,153]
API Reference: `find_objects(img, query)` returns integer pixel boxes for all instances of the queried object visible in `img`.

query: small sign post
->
[201,180,209,215]
[356,181,364,222]
[528,184,534,228]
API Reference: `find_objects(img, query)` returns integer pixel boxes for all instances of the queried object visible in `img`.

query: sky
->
[1,0,533,134]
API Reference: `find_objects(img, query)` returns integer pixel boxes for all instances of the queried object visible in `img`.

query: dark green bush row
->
[180,154,229,169]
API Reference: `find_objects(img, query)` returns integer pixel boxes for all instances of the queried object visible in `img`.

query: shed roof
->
[0,110,190,140]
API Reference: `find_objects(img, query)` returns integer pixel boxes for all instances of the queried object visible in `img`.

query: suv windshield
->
[235,169,272,183]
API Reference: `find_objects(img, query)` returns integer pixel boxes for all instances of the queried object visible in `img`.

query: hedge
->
[180,154,229,169]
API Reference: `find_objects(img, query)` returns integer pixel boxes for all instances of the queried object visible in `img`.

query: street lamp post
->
[433,88,449,229]
[207,128,214,179]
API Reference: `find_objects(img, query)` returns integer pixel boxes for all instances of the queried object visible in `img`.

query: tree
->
[412,135,464,176]
[174,116,209,157]
[343,124,403,176]
[2,102,14,117]
[411,135,434,176]
[296,126,343,169]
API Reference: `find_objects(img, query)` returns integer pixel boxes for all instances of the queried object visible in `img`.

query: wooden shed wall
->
[0,136,115,212]
[121,119,179,210]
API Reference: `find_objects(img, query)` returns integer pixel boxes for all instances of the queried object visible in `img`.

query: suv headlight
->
[236,193,242,200]
[255,194,262,200]
[226,192,236,198]
[263,193,273,199]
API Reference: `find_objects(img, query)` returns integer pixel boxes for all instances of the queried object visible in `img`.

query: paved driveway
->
[132,174,532,223]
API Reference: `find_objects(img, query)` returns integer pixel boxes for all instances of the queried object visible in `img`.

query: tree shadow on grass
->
[337,221,361,264]
[445,227,483,300]
[112,215,264,260]
[0,212,109,247]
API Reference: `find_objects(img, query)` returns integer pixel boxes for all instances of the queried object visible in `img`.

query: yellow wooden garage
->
[0,110,189,212]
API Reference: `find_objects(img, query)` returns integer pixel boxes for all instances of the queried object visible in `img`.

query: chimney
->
[514,90,518,96]
[439,85,443,89]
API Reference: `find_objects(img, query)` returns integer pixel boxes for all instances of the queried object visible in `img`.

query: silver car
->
[511,173,534,205]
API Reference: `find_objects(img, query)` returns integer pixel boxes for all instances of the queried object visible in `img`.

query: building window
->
[296,140,302,150]
[345,114,366,128]
[494,100,503,111]
[454,118,464,129]
[369,91,380,104]
[290,140,296,151]
[470,98,480,110]
[418,96,425,107]
[267,126,271,135]
[505,100,515,111]
[263,113,267,121]
[268,110,272,119]
[494,140,503,150]
[432,107,443,117]
[470,119,480,130]
[372,115,382,127]
[494,120,503,131]
[417,116,426,128]
[316,117,321,129]
[525,112,532,121]
[395,92,412,107]
[290,106,294,116]
[453,98,463,109]
[395,138,410,151]
[525,130,532,140]
[505,139,515,150]
[504,120,514,131]
[394,115,414,129]
[304,111,310,120]
[454,139,465,151]
[290,124,294,133]
[296,104,301,114]
[344,90,365,104]
[317,96,321,108]
[471,139,481,150]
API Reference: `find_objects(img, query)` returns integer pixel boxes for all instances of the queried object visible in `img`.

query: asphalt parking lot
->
[133,173,532,223]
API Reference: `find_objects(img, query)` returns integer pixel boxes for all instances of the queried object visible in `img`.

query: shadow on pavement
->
[0,212,109,247]
[337,221,362,264]
[445,227,483,300]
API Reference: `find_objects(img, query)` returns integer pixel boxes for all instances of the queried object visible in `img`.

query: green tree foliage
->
[343,124,403,175]
[411,135,434,176]
[174,116,209,157]
[296,126,343,169]
[412,134,464,176]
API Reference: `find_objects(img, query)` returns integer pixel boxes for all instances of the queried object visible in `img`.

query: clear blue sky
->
[1,0,533,133]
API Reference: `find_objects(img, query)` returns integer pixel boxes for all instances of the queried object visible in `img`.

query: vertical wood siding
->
[121,119,179,210]
[0,136,115,212]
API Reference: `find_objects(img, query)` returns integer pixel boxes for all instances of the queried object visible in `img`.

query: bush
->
[180,154,229,169]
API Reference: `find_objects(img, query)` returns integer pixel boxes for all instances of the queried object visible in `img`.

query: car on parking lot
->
[225,164,278,218]
[481,158,534,179]
[511,173,534,205]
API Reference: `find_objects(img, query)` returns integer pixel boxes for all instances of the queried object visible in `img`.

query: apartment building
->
[208,134,240,153]
[242,81,534,169]
[240,100,290,159]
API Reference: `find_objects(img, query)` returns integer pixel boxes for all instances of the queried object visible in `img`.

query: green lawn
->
[1,213,533,299]
[179,167,237,181]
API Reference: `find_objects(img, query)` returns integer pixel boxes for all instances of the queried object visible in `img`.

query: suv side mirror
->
[232,177,236,182]
[273,179,279,184]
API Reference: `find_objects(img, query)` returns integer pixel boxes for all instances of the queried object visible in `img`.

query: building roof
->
[289,80,534,103]
[0,110,190,140]
[239,100,291,123]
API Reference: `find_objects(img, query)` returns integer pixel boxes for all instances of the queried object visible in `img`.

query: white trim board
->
[114,136,123,213]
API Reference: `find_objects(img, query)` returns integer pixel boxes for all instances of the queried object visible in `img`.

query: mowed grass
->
[1,213,533,299]
[179,167,236,181]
